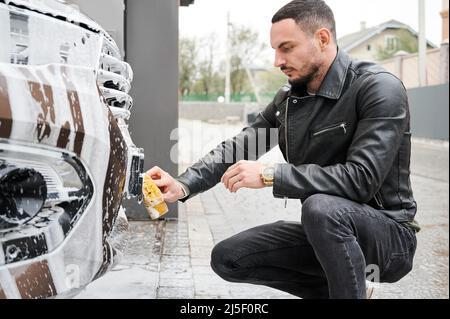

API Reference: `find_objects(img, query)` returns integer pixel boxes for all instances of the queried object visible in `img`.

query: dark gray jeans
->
[210,194,417,299]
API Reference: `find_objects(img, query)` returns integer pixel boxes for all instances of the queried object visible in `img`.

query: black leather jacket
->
[177,49,417,223]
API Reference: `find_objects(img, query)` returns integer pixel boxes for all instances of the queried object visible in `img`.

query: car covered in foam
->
[0,0,143,298]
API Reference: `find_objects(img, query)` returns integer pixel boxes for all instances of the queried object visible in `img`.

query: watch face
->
[263,166,275,179]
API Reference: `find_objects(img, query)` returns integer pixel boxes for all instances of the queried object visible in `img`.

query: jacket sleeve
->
[176,88,288,202]
[273,72,409,203]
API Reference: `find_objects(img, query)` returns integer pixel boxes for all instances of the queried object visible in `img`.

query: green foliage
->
[229,24,266,96]
[179,25,288,103]
[196,35,218,96]
[191,72,224,96]
[179,37,198,96]
[180,92,278,103]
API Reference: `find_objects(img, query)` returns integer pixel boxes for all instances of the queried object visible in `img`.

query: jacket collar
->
[315,48,350,100]
[289,48,350,100]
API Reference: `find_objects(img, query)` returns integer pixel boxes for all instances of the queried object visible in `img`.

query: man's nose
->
[274,53,286,68]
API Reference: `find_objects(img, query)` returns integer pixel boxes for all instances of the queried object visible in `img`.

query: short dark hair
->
[272,0,337,42]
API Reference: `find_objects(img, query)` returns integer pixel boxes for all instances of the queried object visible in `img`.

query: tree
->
[179,26,267,101]
[229,24,266,97]
[191,72,224,99]
[188,34,225,99]
[179,37,199,96]
[230,56,249,95]
[375,29,419,61]
[197,34,216,96]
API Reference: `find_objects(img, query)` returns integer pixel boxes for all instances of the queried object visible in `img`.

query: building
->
[338,20,436,62]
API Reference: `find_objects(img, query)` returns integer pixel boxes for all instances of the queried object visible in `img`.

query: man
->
[147,0,419,299]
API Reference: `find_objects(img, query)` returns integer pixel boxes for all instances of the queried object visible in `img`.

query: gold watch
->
[260,165,275,186]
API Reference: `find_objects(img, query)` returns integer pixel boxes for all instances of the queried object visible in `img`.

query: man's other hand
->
[146,166,185,203]
[221,161,266,193]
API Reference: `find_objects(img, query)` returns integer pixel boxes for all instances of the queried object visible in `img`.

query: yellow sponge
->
[142,174,169,220]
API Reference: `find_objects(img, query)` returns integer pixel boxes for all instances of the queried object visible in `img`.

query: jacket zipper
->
[284,98,290,208]
[312,123,348,137]
[374,192,384,209]
[285,98,290,163]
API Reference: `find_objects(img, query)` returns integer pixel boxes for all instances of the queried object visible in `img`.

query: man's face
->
[270,19,322,88]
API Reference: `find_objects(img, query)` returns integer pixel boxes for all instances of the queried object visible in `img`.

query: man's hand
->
[145,166,185,203]
[221,161,266,193]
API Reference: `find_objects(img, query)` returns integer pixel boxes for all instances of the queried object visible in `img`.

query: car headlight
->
[0,142,93,264]
[0,164,47,230]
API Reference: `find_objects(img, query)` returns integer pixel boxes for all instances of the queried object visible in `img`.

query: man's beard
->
[287,64,320,92]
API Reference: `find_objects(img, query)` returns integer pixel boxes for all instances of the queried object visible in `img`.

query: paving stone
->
[160,262,191,272]
[157,287,195,299]
[192,265,216,276]
[159,268,193,280]
[190,245,213,258]
[76,266,159,299]
[194,294,232,299]
[162,246,191,256]
[194,283,232,297]
[158,278,194,288]
[191,258,212,266]
[161,255,190,264]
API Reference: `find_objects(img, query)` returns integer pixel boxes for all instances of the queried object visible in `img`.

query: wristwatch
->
[260,165,275,187]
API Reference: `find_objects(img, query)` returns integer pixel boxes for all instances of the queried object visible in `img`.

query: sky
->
[179,0,443,66]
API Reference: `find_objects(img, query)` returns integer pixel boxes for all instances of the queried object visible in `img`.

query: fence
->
[408,84,449,141]
[380,43,449,89]
[180,93,276,104]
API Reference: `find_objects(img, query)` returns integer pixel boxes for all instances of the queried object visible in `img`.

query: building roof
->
[338,19,437,52]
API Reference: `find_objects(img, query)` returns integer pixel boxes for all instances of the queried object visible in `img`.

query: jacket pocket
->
[311,122,348,138]
[374,192,385,209]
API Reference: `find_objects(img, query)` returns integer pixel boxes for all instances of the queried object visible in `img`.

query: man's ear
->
[316,28,332,50]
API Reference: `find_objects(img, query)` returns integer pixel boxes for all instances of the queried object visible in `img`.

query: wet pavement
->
[76,120,449,299]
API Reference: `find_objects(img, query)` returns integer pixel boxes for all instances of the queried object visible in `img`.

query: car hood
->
[1,0,111,38]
